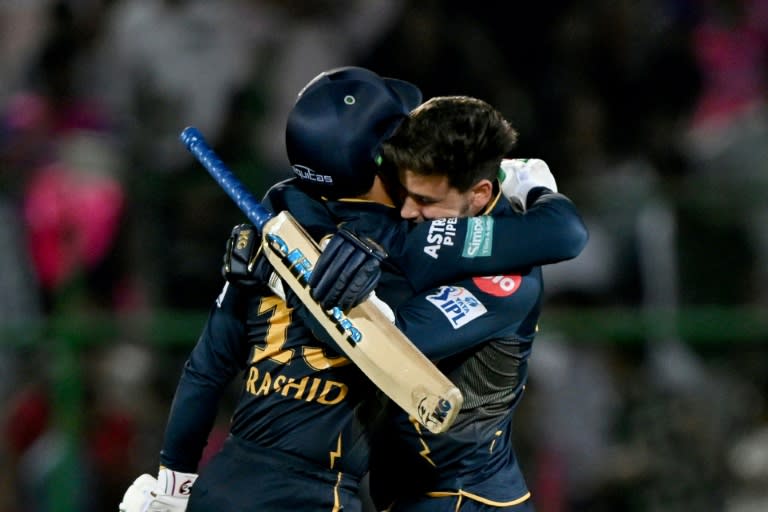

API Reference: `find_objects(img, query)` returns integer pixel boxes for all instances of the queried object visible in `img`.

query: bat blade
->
[180,127,463,433]
[262,212,462,433]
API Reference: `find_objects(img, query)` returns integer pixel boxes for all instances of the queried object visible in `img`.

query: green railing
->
[2,311,209,512]
[9,305,766,349]
[2,306,767,511]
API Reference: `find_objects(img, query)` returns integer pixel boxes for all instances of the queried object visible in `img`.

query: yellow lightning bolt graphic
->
[329,433,342,469]
[410,417,436,467]
[419,438,436,467]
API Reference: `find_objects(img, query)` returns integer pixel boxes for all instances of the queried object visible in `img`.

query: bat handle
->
[180,126,273,232]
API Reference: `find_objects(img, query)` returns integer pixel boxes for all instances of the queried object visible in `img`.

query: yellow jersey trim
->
[426,489,532,507]
[480,181,504,215]
[329,197,397,208]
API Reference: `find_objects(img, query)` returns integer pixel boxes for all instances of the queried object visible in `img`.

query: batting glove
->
[222,223,272,287]
[118,467,197,512]
[499,158,558,210]
[309,226,388,312]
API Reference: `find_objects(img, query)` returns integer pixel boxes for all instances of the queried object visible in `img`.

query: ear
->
[469,179,493,211]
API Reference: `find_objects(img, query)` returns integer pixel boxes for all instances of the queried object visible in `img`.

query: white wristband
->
[157,467,198,498]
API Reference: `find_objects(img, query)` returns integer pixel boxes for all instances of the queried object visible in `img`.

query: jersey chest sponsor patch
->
[461,216,494,258]
[425,286,487,329]
[422,217,458,259]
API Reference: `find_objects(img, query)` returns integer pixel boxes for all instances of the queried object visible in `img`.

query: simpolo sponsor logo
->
[462,216,494,258]
[292,164,333,184]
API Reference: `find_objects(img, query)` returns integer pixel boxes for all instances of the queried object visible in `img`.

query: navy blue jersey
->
[161,281,376,511]
[159,281,373,475]
[369,195,544,509]
[158,178,586,510]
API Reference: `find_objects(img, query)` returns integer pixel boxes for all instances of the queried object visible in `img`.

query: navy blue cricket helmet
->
[285,66,422,199]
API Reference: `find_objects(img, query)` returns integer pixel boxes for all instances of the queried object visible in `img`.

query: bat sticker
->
[417,394,454,430]
[266,233,363,346]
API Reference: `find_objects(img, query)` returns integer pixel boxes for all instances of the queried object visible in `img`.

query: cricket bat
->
[180,127,463,434]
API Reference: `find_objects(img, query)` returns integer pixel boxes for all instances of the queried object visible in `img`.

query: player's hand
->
[309,226,388,312]
[118,468,197,512]
[499,158,558,209]
[222,223,271,287]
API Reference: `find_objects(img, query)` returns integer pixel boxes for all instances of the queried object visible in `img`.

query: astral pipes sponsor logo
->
[422,217,458,259]
[292,164,333,185]
[462,216,494,258]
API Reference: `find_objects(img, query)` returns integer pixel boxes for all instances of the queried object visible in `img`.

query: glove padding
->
[309,226,388,312]
[118,468,197,512]
[499,158,558,209]
[222,223,272,287]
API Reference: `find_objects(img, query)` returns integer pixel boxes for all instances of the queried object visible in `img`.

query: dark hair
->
[381,96,518,192]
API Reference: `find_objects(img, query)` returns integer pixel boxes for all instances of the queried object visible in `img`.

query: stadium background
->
[1,1,767,511]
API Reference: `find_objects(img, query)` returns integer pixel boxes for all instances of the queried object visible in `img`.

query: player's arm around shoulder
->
[261,177,340,241]
[499,158,588,259]
[389,159,587,292]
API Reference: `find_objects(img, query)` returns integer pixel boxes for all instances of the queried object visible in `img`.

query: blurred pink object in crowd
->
[23,162,124,290]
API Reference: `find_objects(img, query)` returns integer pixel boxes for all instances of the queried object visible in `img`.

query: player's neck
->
[357,176,395,207]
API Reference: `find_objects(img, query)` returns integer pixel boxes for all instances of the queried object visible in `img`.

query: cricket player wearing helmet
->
[120,67,586,512]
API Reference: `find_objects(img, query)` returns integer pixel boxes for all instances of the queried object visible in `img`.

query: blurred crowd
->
[1,1,767,511]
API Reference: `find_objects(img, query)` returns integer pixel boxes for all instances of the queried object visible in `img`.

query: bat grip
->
[180,126,273,232]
